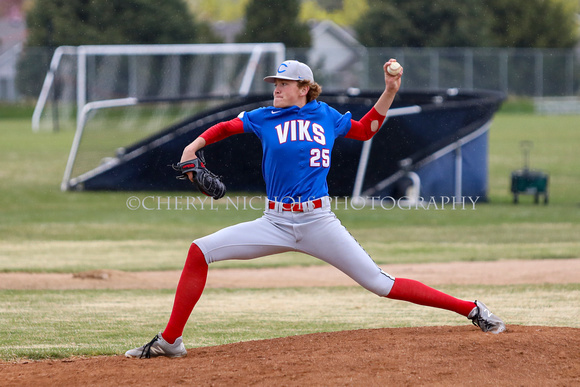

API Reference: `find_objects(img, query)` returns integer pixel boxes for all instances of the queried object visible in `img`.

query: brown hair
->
[298,80,322,102]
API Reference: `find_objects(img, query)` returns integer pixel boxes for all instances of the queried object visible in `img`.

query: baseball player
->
[125,59,506,358]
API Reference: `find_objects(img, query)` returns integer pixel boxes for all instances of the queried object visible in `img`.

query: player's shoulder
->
[238,106,273,119]
[310,100,344,118]
[251,105,280,115]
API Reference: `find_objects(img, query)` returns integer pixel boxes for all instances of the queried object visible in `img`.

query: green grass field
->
[0,100,579,360]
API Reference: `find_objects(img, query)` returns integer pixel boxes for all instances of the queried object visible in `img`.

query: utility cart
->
[510,141,549,204]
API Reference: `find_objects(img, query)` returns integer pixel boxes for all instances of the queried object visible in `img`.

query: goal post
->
[31,43,285,190]
[33,43,285,132]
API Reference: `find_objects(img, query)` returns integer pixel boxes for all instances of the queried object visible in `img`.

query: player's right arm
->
[344,59,403,142]
[374,58,402,115]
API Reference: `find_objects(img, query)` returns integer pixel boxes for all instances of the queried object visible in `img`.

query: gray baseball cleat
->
[468,300,506,334]
[125,333,187,358]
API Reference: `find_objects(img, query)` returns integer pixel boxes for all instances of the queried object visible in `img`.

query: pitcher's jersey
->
[239,100,352,203]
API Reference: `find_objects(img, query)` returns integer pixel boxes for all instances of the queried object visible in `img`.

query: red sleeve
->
[199,118,244,145]
[344,107,386,141]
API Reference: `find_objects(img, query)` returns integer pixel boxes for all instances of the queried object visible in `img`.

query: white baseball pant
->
[194,197,395,296]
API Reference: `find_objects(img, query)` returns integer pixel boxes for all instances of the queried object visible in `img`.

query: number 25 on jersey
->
[310,148,329,167]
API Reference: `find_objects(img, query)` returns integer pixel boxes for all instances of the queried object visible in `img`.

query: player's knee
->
[363,271,395,297]
[187,243,209,267]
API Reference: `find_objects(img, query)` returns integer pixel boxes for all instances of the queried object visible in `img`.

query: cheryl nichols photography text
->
[126,195,481,211]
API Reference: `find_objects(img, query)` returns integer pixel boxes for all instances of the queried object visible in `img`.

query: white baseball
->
[387,62,402,76]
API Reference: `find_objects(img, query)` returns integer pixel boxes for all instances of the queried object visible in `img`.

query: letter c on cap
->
[277,63,288,74]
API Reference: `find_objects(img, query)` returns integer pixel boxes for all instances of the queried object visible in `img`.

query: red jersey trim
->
[200,118,244,145]
[345,107,386,141]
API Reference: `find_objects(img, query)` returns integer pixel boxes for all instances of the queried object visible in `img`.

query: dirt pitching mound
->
[2,259,579,385]
[2,325,579,386]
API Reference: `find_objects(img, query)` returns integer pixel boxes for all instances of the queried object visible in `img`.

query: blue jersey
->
[239,100,352,203]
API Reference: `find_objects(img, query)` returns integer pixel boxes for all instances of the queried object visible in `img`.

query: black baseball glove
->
[172,152,226,199]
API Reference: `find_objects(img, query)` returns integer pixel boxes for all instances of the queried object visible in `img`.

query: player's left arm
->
[345,59,402,141]
[180,118,244,162]
[179,118,244,182]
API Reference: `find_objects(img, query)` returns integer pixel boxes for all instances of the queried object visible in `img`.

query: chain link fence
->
[2,46,579,102]
[288,46,580,98]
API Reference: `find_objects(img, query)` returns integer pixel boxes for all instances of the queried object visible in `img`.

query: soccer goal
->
[31,43,285,191]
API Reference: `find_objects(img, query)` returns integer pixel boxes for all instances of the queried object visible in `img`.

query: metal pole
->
[351,106,422,202]
[239,46,263,96]
[61,98,138,191]
[76,47,87,131]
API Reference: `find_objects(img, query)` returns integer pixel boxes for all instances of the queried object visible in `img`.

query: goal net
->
[31,43,285,190]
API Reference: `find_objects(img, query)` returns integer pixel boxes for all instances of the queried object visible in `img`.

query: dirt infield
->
[2,259,579,386]
[2,258,579,290]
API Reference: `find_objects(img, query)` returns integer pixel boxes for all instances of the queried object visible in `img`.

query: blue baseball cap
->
[264,60,314,83]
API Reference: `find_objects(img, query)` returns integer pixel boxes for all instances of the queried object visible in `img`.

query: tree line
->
[25,0,578,49]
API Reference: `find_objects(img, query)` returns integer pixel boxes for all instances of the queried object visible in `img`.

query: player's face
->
[272,79,308,108]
